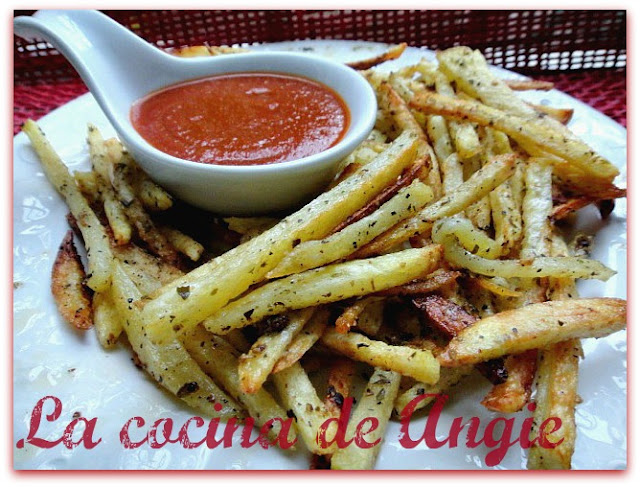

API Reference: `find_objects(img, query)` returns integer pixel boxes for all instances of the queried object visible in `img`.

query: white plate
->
[13,40,627,470]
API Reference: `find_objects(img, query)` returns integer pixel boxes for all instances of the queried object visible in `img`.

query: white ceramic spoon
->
[14,10,377,214]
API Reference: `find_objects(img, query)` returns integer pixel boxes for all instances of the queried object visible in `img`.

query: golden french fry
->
[331,368,401,470]
[347,43,407,70]
[238,308,314,394]
[23,120,114,292]
[527,339,583,469]
[439,298,626,366]
[321,328,440,384]
[205,245,443,334]
[159,226,204,262]
[268,180,433,278]
[272,308,329,374]
[111,263,242,419]
[272,363,336,456]
[51,231,93,330]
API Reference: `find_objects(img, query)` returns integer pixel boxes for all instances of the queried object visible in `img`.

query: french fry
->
[527,338,583,469]
[521,160,553,260]
[375,82,442,198]
[359,154,516,256]
[473,277,522,298]
[182,326,296,444]
[374,269,460,296]
[439,298,626,366]
[481,350,538,413]
[321,328,440,384]
[111,263,242,419]
[51,231,93,330]
[92,289,122,348]
[431,215,502,259]
[238,309,314,394]
[323,358,357,416]
[23,120,114,292]
[437,47,551,119]
[529,104,574,125]
[268,180,433,278]
[409,91,619,182]
[133,170,174,211]
[354,298,386,336]
[272,308,330,374]
[432,233,614,281]
[159,226,204,262]
[205,245,443,334]
[329,157,427,233]
[335,297,383,334]
[394,365,474,415]
[331,368,401,470]
[347,43,407,70]
[111,154,179,263]
[86,125,134,245]
[504,79,554,91]
[527,235,582,469]
[140,131,421,342]
[74,170,99,202]
[272,363,336,456]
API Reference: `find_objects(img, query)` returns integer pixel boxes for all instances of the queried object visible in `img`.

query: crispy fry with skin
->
[411,294,476,337]
[329,159,428,234]
[504,79,554,91]
[551,186,626,221]
[51,231,93,330]
[271,308,329,374]
[411,294,507,384]
[238,309,314,394]
[481,350,537,412]
[439,298,626,366]
[324,358,357,416]
[346,43,407,70]
[374,270,461,296]
[336,297,383,334]
[529,104,574,125]
[321,328,440,384]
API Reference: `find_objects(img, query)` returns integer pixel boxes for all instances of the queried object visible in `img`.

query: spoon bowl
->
[14,10,377,214]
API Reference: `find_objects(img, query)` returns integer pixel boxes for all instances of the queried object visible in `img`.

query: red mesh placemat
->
[13,10,627,132]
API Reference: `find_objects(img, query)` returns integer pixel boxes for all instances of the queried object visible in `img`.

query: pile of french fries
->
[24,45,626,470]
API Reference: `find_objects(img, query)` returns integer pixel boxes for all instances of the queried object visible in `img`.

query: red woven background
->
[13,9,627,133]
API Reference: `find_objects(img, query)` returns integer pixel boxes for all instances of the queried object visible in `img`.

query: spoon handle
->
[14,10,172,112]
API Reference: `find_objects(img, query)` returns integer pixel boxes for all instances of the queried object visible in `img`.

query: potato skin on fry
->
[51,231,93,330]
[440,298,626,366]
